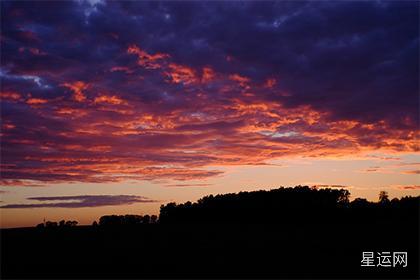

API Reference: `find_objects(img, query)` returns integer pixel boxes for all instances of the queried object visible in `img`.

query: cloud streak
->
[164,183,213,187]
[394,185,420,190]
[0,195,157,209]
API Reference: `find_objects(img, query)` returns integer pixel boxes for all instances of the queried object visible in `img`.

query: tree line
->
[36,220,78,228]
[35,186,420,227]
[159,186,419,224]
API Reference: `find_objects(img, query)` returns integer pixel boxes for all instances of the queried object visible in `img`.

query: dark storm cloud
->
[2,1,417,123]
[0,195,157,208]
[1,1,418,186]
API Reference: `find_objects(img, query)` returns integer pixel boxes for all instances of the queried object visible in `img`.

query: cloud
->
[127,44,170,70]
[26,98,48,105]
[401,170,420,175]
[94,95,126,105]
[0,195,157,208]
[1,91,22,101]
[0,1,418,186]
[312,184,351,189]
[0,179,45,187]
[397,162,420,167]
[164,183,212,187]
[359,163,420,175]
[394,185,420,190]
[361,167,390,174]
[60,81,88,102]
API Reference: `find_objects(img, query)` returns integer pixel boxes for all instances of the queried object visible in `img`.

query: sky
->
[0,0,419,228]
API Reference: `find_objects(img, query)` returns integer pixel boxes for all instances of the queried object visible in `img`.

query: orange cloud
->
[94,95,126,105]
[1,91,22,101]
[1,97,417,186]
[0,179,45,187]
[26,98,48,105]
[202,67,215,83]
[312,184,351,189]
[1,46,418,187]
[401,170,420,175]
[394,185,420,190]
[229,74,250,87]
[164,183,212,187]
[264,78,276,88]
[55,107,88,117]
[127,45,169,69]
[166,63,198,85]
[61,81,88,102]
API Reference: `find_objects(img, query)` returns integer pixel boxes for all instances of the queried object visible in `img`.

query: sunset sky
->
[0,1,419,228]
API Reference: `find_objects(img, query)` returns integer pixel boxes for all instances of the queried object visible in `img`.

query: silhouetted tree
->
[65,220,78,227]
[92,221,98,227]
[45,221,58,228]
[150,215,158,223]
[142,215,151,224]
[59,220,66,227]
[379,191,390,204]
[390,197,400,205]
[99,215,122,226]
[125,215,143,225]
[159,186,353,224]
[36,223,44,228]
[99,214,146,226]
[350,198,370,208]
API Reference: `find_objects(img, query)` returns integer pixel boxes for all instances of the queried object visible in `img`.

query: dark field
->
[1,187,419,279]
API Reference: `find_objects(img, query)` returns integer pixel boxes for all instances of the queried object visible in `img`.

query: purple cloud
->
[1,1,418,186]
[0,195,157,208]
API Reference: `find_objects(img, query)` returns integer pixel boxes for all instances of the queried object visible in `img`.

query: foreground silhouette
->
[1,186,419,279]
